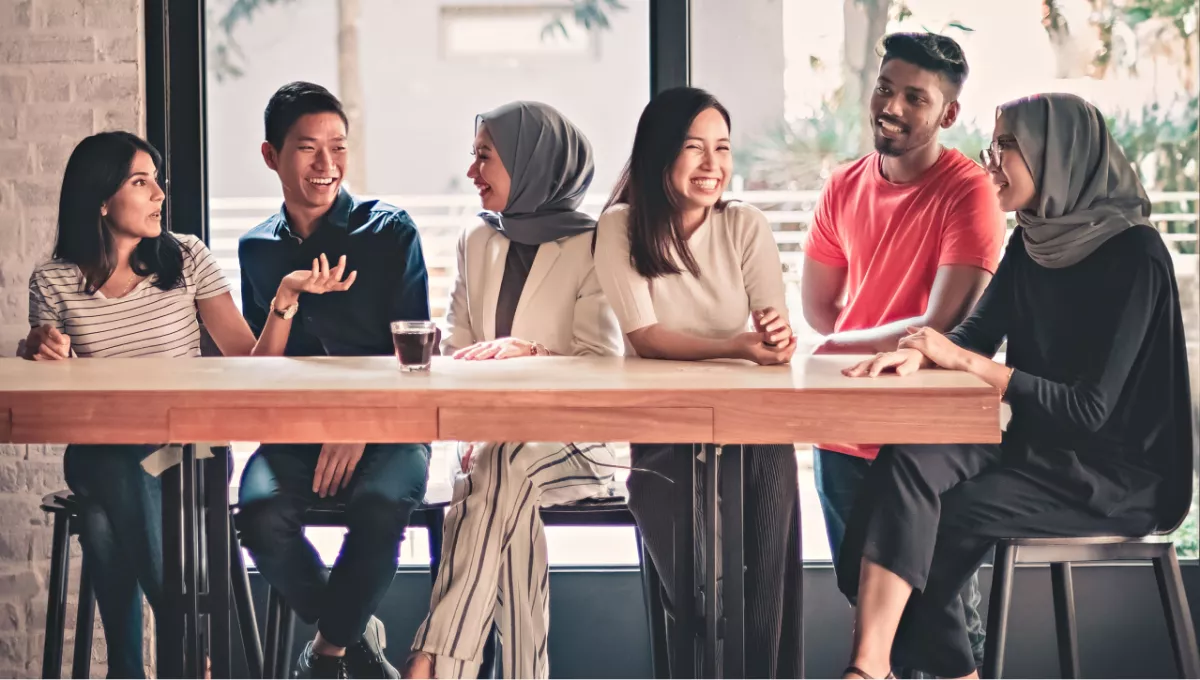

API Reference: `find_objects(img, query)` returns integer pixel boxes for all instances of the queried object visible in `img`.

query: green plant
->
[210,0,628,81]
[542,0,626,40]
[737,101,865,190]
[1106,96,1199,253]
[939,119,988,166]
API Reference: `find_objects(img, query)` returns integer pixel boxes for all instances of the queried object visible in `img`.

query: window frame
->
[148,0,1199,566]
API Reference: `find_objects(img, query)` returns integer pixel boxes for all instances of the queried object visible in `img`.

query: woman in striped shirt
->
[22,131,352,676]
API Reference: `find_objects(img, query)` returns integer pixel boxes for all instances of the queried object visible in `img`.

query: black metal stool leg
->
[42,512,71,679]
[1152,544,1200,678]
[983,542,1016,679]
[1049,562,1080,678]
[275,598,296,678]
[230,518,264,679]
[71,552,96,679]
[263,587,281,678]
[204,450,233,679]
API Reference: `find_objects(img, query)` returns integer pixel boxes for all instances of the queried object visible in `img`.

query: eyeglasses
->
[979,141,1003,170]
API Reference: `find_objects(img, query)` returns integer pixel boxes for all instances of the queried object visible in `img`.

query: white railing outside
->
[208,190,1198,328]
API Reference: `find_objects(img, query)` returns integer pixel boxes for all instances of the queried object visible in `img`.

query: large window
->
[689,0,1199,559]
[203,0,1198,566]
[205,0,650,566]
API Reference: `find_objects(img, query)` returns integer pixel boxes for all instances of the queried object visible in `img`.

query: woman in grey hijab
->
[405,102,624,679]
[833,92,1193,679]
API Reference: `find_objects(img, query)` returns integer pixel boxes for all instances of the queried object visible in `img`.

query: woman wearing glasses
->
[836,93,1192,679]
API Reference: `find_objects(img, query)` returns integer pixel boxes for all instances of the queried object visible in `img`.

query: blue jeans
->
[814,447,986,674]
[236,443,430,648]
[63,444,163,679]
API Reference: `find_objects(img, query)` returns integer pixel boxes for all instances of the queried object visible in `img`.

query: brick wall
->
[0,0,144,675]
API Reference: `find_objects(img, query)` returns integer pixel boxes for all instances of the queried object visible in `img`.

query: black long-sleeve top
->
[947,226,1192,524]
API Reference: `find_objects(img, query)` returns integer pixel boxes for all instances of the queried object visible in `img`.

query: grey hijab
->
[476,101,596,245]
[1001,93,1150,269]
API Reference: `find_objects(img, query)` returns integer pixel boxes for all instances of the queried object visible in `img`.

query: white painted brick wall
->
[0,0,145,674]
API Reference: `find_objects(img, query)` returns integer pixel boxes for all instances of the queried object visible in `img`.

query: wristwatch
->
[270,296,299,320]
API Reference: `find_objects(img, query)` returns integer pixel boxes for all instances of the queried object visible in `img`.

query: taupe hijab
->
[476,101,596,246]
[1001,93,1150,269]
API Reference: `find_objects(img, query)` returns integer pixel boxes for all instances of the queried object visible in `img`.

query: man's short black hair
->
[880,32,969,95]
[263,81,349,150]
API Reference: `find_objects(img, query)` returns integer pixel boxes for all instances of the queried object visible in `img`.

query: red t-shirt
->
[805,149,1006,459]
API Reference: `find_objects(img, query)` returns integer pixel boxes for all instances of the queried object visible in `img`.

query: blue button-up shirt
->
[238,189,430,357]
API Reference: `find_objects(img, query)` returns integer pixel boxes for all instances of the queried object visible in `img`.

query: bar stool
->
[40,489,263,679]
[984,474,1200,678]
[39,491,98,679]
[234,501,448,679]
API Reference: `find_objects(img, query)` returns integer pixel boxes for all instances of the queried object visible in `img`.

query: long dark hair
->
[54,131,185,294]
[603,87,731,279]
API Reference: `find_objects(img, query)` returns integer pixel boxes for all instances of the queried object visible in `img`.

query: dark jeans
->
[63,444,163,679]
[814,447,986,675]
[236,443,430,648]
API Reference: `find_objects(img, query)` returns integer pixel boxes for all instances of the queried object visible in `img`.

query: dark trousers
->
[814,447,986,674]
[628,444,802,679]
[236,443,430,648]
[836,443,1157,678]
[63,444,163,679]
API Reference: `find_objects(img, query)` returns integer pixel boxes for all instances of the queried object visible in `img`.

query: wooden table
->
[0,355,1001,678]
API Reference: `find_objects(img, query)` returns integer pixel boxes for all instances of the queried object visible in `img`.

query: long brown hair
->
[602,87,731,279]
[54,132,185,294]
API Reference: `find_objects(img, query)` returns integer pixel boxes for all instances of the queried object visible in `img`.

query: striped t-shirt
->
[27,234,232,358]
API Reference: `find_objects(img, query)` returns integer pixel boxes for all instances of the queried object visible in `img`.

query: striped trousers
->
[628,444,803,678]
[412,442,616,679]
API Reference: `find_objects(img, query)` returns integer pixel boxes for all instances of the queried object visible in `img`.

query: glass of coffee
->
[391,320,437,371]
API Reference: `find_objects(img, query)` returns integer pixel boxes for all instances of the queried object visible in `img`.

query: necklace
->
[109,270,140,298]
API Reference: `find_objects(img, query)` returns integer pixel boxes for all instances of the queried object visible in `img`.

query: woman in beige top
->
[593,86,802,678]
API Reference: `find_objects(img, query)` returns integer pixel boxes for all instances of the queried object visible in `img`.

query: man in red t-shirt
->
[801,32,1005,675]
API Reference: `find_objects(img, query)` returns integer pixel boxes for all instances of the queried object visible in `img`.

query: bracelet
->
[529,341,550,356]
[999,366,1016,398]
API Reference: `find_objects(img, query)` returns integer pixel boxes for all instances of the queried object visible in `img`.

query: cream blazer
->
[441,221,625,505]
[441,220,623,357]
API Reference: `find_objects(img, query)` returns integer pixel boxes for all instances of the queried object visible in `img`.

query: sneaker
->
[345,616,401,679]
[293,641,349,679]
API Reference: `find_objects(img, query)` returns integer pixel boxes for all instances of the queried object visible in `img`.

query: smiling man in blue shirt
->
[236,81,430,679]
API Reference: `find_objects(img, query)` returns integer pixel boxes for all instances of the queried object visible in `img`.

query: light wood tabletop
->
[0,355,1001,445]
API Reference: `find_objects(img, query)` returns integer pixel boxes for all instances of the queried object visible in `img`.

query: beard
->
[871,111,942,158]
[874,136,906,157]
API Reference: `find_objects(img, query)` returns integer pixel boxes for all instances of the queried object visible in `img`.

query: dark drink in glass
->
[391,321,436,371]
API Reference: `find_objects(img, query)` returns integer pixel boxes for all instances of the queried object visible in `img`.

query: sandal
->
[844,666,897,679]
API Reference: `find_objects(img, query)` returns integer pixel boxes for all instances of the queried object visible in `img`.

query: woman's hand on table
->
[453,337,549,360]
[842,325,967,378]
[843,348,928,377]
[897,326,973,371]
[752,307,794,347]
[732,331,796,366]
[22,325,70,361]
